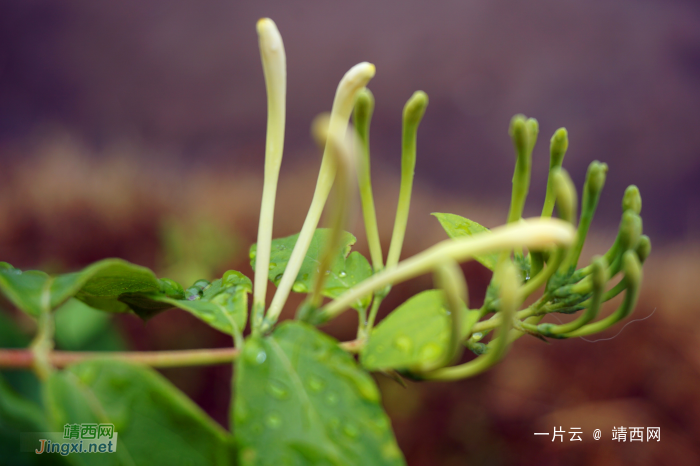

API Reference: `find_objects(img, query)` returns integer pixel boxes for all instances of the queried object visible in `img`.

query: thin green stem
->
[565,161,607,271]
[541,128,568,218]
[320,218,575,322]
[29,277,55,380]
[353,88,384,271]
[564,251,642,338]
[520,246,566,298]
[305,122,356,309]
[506,116,537,224]
[421,261,519,381]
[433,259,467,367]
[264,63,376,330]
[535,256,607,336]
[386,91,428,268]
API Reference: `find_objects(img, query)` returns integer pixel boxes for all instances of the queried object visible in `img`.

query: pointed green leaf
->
[234,321,405,466]
[0,260,163,319]
[432,213,498,270]
[152,271,251,337]
[250,229,373,310]
[44,360,236,466]
[361,290,473,372]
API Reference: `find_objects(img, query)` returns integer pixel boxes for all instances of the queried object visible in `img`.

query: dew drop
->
[244,341,267,365]
[265,413,282,429]
[185,287,202,301]
[199,310,216,322]
[324,269,331,276]
[292,282,309,293]
[192,279,211,291]
[343,423,359,438]
[307,376,325,392]
[274,274,283,283]
[267,380,290,400]
[393,336,413,353]
[338,271,347,278]
[420,343,443,361]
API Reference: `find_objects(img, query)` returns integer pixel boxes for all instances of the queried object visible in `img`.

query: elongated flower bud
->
[622,185,642,214]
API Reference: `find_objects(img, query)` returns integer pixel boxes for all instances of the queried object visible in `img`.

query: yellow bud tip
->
[403,91,429,126]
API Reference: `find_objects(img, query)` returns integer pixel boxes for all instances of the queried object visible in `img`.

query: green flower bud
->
[526,118,539,153]
[635,235,651,263]
[590,255,608,290]
[549,127,569,168]
[403,90,429,128]
[622,185,642,214]
[619,210,642,251]
[509,114,529,157]
[553,168,578,224]
[354,88,375,127]
[622,250,642,287]
[586,161,608,198]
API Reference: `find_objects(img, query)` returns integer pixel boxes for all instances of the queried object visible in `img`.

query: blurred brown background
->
[1,1,699,465]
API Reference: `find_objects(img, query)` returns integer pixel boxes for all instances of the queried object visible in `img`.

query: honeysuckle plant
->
[0,18,650,465]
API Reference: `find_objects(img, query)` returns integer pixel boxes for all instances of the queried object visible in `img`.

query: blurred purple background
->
[1,0,699,244]
[2,1,700,465]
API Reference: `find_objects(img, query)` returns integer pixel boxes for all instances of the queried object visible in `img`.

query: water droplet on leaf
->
[393,336,413,353]
[265,413,282,429]
[307,376,325,392]
[267,380,290,400]
[420,343,442,361]
[343,423,359,438]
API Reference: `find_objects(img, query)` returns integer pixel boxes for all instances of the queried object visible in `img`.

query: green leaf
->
[432,213,499,270]
[0,374,60,466]
[234,321,405,466]
[0,260,163,319]
[250,229,373,311]
[44,360,236,466]
[152,271,251,337]
[361,290,471,372]
[54,299,126,351]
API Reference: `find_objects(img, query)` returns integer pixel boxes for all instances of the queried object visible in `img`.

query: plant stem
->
[320,218,574,321]
[264,62,375,330]
[29,277,55,380]
[0,339,365,369]
[386,91,428,268]
[252,18,287,332]
[353,88,384,271]
[422,261,519,381]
